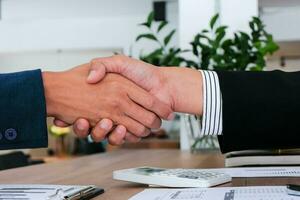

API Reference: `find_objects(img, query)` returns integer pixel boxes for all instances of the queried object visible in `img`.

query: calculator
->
[113,167,232,188]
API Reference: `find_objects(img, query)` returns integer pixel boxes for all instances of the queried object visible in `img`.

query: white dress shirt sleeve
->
[198,70,223,135]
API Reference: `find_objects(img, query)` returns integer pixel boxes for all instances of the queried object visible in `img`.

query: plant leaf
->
[164,29,176,46]
[147,11,154,28]
[136,34,157,42]
[210,14,219,29]
[190,41,199,56]
[215,26,228,34]
[139,22,150,28]
[157,21,168,33]
[139,12,154,28]
[215,31,226,45]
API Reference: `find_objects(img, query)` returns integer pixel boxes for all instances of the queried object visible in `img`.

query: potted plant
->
[134,12,279,151]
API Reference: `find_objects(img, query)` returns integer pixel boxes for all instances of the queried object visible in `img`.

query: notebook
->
[225,149,300,167]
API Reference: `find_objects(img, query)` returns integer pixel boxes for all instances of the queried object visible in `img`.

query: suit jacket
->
[217,70,300,153]
[0,70,47,150]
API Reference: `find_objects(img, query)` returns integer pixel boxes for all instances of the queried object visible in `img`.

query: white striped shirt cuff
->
[199,70,223,135]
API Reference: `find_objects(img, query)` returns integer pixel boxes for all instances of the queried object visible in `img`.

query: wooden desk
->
[107,138,180,151]
[0,149,299,200]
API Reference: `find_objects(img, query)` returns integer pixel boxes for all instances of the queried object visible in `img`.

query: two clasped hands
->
[43,55,203,145]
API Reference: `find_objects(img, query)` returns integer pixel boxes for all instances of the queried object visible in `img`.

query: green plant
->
[190,14,279,71]
[135,12,279,151]
[135,12,186,66]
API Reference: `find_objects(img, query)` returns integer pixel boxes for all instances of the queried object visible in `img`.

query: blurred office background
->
[0,0,300,167]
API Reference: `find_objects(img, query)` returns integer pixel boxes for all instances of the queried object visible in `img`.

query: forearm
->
[42,71,59,117]
[42,71,74,121]
[42,66,94,125]
[159,67,203,115]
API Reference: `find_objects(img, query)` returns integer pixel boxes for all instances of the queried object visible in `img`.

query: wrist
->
[159,67,203,115]
[42,71,61,117]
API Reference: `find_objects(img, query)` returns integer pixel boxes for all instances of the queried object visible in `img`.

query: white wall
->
[178,0,216,50]
[266,58,300,72]
[0,0,179,71]
[0,49,121,73]
[178,0,258,50]
[260,6,300,41]
[221,0,258,35]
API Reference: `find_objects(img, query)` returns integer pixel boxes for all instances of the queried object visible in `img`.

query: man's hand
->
[63,55,203,144]
[87,55,202,115]
[44,63,172,144]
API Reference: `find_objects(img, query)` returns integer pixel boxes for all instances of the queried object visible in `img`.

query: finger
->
[90,119,114,142]
[123,98,162,129]
[88,55,157,91]
[119,115,151,138]
[88,55,128,84]
[127,85,174,121]
[87,62,106,84]
[73,118,90,138]
[124,132,141,143]
[53,119,70,127]
[107,125,126,145]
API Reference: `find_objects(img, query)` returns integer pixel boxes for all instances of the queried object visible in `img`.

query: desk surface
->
[0,149,299,200]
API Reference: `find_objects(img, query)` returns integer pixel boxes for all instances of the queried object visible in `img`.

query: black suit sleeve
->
[0,70,48,150]
[216,70,300,153]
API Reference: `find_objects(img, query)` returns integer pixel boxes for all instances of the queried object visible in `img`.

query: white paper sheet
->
[0,184,93,200]
[129,186,300,200]
[206,166,300,177]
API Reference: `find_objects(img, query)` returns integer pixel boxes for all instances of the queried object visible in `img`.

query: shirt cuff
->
[199,70,223,135]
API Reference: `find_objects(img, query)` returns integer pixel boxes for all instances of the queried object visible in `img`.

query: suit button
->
[5,128,17,140]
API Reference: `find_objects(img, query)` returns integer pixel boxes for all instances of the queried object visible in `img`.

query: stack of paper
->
[129,186,300,200]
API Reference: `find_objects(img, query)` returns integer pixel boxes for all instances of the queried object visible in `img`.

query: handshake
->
[43,55,203,145]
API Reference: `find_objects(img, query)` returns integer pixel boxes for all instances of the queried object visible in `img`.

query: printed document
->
[208,166,300,177]
[129,186,300,200]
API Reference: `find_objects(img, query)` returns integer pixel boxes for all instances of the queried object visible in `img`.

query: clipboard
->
[0,184,104,200]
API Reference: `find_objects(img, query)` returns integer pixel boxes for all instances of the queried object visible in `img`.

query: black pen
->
[287,184,300,196]
[64,186,104,200]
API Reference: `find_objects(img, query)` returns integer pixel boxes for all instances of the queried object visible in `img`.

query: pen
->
[64,186,104,200]
[287,184,300,196]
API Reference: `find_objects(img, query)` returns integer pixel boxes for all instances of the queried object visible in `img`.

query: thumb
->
[86,62,106,84]
[88,55,158,91]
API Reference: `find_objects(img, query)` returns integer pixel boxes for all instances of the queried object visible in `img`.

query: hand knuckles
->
[143,128,151,137]
[91,135,101,143]
[145,98,155,108]
[108,80,124,91]
[146,113,158,127]
[108,98,121,110]
[109,136,121,146]
[75,130,88,138]
[125,134,135,143]
[90,58,101,66]
[113,55,126,63]
[135,125,148,137]
[130,137,141,143]
[91,133,104,142]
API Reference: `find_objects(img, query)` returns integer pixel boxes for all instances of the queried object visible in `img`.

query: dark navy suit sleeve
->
[0,70,48,150]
